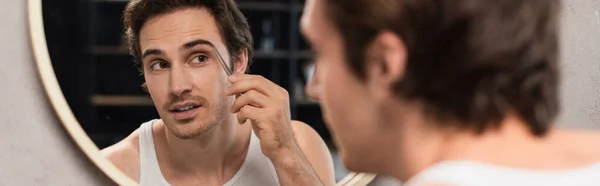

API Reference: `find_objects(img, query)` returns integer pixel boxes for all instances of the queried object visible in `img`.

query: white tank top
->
[402,160,600,186]
[138,119,280,186]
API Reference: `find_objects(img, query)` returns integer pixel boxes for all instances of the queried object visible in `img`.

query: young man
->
[101,0,335,185]
[301,0,600,185]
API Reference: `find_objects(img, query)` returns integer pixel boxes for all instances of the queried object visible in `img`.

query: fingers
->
[237,106,249,124]
[227,74,290,127]
[237,105,262,126]
[226,74,278,97]
[231,90,272,113]
[228,73,258,82]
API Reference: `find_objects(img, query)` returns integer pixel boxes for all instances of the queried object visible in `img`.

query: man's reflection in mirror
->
[101,1,335,185]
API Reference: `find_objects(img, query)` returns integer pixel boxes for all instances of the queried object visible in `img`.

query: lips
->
[170,104,200,112]
[168,102,202,120]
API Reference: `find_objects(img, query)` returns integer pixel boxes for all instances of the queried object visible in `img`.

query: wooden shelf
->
[89,45,128,55]
[237,1,303,12]
[93,94,317,106]
[297,98,319,105]
[89,45,313,59]
[93,94,317,107]
[92,0,303,12]
[92,95,154,106]
[253,50,313,59]
[238,1,286,11]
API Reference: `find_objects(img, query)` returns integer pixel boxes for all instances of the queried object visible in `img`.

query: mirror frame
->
[27,0,376,185]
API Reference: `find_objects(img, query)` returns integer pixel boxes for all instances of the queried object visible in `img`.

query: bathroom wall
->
[555,0,600,129]
[0,1,113,185]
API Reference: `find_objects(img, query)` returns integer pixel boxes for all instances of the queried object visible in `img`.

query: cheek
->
[190,66,229,97]
[320,54,355,128]
[145,74,170,115]
[320,47,375,135]
[321,50,355,109]
[145,74,168,100]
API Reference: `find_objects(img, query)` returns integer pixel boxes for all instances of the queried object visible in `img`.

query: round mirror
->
[29,0,376,185]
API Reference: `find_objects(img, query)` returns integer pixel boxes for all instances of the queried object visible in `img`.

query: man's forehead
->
[138,8,225,53]
[143,9,216,31]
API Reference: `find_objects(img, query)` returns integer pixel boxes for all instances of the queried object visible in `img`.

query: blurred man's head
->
[123,0,253,139]
[302,0,561,178]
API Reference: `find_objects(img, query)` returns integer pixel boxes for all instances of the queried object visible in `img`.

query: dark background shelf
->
[89,46,313,59]
[44,0,327,149]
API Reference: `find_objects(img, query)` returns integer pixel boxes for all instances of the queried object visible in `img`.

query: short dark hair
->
[324,0,561,137]
[123,0,253,72]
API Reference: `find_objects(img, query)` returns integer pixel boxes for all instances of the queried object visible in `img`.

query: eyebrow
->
[141,48,165,60]
[182,39,215,49]
[141,39,216,60]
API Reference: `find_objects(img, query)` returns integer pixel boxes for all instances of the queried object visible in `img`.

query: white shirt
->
[138,119,280,186]
[403,160,600,186]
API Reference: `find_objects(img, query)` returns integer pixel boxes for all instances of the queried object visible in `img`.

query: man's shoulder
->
[100,128,142,181]
[289,120,336,184]
[101,128,141,160]
[289,120,332,158]
[290,120,323,146]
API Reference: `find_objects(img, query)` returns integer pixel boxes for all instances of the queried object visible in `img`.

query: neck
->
[155,115,252,176]
[386,112,550,182]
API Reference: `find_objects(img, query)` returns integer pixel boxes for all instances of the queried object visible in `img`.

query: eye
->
[191,54,209,64]
[150,60,169,71]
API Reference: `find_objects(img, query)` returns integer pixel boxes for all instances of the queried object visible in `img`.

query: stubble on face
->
[161,92,231,140]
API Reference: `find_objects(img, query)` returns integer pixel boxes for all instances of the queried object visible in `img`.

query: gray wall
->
[0,1,114,185]
[556,0,600,129]
[0,0,597,185]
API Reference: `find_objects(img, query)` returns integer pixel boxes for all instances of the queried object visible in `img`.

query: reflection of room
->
[43,0,349,182]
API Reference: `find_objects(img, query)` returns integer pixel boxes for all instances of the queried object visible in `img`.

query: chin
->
[339,153,367,174]
[165,117,218,139]
[337,139,387,175]
[337,147,368,172]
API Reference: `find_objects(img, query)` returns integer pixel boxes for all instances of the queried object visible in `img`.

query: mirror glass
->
[42,0,359,184]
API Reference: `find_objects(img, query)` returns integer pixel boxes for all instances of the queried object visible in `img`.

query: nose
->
[169,64,192,96]
[305,63,321,101]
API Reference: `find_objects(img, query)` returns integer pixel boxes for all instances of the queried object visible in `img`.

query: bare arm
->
[270,121,336,186]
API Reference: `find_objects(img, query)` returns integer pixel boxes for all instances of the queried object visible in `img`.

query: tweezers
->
[207,42,242,98]
[209,44,233,76]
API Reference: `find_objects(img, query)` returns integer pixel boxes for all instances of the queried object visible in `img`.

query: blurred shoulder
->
[550,129,600,158]
[290,120,336,185]
[291,120,324,145]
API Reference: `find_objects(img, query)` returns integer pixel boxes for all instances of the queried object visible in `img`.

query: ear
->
[232,48,249,74]
[365,31,407,99]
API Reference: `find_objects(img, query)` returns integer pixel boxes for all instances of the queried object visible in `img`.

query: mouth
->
[168,102,202,120]
[169,104,201,113]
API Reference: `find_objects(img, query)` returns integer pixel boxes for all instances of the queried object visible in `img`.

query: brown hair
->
[123,0,253,73]
[324,0,561,136]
